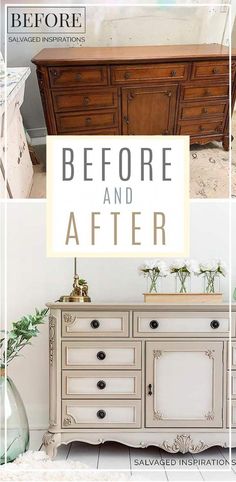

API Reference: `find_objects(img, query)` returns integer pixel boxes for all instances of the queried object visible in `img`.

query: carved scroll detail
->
[49,315,56,366]
[153,350,162,359]
[205,349,215,359]
[63,313,76,325]
[161,434,208,454]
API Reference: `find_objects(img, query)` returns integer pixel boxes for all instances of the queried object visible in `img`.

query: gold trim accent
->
[162,434,208,454]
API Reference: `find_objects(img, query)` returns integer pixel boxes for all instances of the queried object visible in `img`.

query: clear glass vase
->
[147,275,163,293]
[203,273,220,294]
[175,272,191,294]
[0,371,29,464]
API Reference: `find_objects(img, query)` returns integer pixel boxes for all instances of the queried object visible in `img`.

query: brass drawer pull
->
[97,409,106,419]
[97,351,106,360]
[90,319,100,329]
[51,69,60,79]
[85,117,92,126]
[97,380,106,390]
[171,70,177,77]
[212,68,219,74]
[124,72,131,79]
[83,96,90,105]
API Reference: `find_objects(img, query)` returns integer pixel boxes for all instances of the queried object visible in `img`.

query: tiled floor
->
[31,430,236,481]
[29,116,236,199]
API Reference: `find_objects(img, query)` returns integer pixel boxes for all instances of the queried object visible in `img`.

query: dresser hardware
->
[51,69,59,78]
[97,380,106,390]
[83,96,90,105]
[165,91,172,97]
[202,107,208,114]
[124,72,131,79]
[212,68,219,74]
[90,319,100,329]
[148,384,153,396]
[210,320,220,329]
[97,409,106,419]
[150,320,159,329]
[85,117,92,126]
[123,115,129,124]
[97,351,106,360]
[76,73,82,80]
[171,70,177,77]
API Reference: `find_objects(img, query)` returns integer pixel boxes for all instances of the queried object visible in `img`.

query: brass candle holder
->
[59,258,91,303]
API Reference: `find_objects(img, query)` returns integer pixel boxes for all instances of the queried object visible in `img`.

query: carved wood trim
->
[161,434,208,454]
[63,313,76,325]
[49,315,56,366]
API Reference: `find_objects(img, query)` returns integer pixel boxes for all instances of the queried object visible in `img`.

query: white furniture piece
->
[44,302,236,456]
[0,67,33,198]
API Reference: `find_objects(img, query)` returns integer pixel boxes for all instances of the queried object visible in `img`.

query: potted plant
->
[0,308,48,464]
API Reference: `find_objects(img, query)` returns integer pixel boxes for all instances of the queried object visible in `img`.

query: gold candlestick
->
[59,258,91,303]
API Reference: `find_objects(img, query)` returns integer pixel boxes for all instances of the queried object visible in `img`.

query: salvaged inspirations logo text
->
[47,136,189,257]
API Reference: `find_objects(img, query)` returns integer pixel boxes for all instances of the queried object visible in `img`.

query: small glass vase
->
[175,272,191,294]
[0,370,29,464]
[147,276,163,294]
[203,273,220,294]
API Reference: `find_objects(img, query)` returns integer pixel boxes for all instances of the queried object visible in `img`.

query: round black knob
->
[97,380,106,390]
[210,320,220,329]
[97,409,106,419]
[97,351,106,360]
[91,319,100,329]
[149,320,159,329]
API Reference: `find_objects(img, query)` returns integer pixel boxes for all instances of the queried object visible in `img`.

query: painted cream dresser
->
[44,303,236,457]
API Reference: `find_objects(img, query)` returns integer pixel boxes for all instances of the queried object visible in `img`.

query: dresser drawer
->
[62,341,141,369]
[56,110,117,133]
[49,66,108,88]
[52,88,118,113]
[227,371,236,399]
[133,312,229,337]
[178,119,224,136]
[62,311,129,337]
[191,61,229,80]
[62,370,141,398]
[179,102,227,120]
[111,62,188,84]
[181,84,228,101]
[227,400,236,428]
[62,399,141,428]
[231,343,236,369]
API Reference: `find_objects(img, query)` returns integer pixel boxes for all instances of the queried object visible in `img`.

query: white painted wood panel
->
[62,370,141,398]
[62,311,129,337]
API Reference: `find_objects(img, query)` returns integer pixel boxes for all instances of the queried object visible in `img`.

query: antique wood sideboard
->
[44,302,235,457]
[32,44,236,150]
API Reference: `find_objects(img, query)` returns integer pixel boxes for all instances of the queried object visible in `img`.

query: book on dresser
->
[32,44,236,151]
[43,302,235,457]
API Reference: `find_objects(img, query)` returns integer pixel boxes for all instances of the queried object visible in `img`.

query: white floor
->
[30,430,236,481]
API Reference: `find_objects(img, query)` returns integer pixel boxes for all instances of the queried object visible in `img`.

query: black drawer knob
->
[210,320,220,329]
[97,409,106,419]
[97,351,106,360]
[91,319,100,329]
[149,320,159,329]
[97,380,106,390]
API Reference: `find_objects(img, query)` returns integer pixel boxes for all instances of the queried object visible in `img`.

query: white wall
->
[1,200,232,429]
[0,1,231,137]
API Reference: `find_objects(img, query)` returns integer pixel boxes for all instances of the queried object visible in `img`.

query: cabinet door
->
[122,85,177,135]
[146,341,223,428]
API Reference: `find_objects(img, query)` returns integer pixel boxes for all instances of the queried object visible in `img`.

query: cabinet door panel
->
[122,85,177,135]
[146,341,223,428]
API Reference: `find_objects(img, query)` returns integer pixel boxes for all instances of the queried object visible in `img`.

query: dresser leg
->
[42,431,61,459]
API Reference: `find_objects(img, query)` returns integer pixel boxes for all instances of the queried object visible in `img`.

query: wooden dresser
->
[44,302,236,457]
[32,44,236,151]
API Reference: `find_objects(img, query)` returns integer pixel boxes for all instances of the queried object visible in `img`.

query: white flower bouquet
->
[198,259,226,293]
[139,260,169,293]
[170,259,200,293]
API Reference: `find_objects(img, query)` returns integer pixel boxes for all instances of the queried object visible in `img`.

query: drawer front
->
[111,63,188,84]
[52,88,118,113]
[228,371,236,399]
[62,400,141,428]
[62,341,141,369]
[231,343,236,369]
[62,370,141,398]
[191,61,229,80]
[181,84,228,101]
[56,110,117,133]
[133,312,229,337]
[62,311,129,337]
[178,119,224,136]
[179,102,227,120]
[49,66,108,88]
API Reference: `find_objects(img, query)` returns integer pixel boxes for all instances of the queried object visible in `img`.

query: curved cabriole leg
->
[42,431,61,459]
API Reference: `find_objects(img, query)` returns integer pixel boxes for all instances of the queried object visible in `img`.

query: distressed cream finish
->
[44,302,236,457]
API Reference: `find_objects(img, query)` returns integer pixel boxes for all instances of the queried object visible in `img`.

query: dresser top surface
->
[32,44,235,65]
[47,302,234,312]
